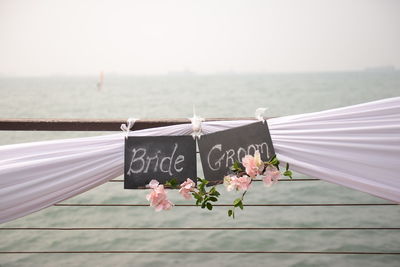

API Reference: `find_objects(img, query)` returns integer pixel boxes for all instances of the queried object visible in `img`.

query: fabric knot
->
[120,118,137,139]
[255,107,268,123]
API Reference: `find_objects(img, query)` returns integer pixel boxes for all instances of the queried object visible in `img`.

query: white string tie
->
[189,106,204,139]
[121,118,137,139]
[255,107,269,123]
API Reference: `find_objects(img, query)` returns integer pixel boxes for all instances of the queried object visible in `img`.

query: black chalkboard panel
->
[198,121,275,182]
[124,136,197,189]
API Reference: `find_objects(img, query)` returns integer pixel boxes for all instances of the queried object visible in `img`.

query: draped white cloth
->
[1,97,399,224]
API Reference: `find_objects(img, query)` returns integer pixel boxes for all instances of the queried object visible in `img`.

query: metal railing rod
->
[0,251,399,255]
[0,118,256,131]
[1,227,399,231]
[54,203,398,207]
[109,178,321,183]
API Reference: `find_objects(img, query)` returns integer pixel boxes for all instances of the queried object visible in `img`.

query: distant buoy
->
[97,71,104,91]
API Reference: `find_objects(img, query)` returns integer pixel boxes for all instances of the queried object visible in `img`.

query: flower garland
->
[145,150,293,218]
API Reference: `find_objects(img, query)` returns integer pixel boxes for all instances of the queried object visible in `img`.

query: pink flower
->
[234,176,252,191]
[146,179,173,211]
[242,150,264,178]
[253,150,263,168]
[179,178,195,200]
[148,179,160,189]
[224,175,235,191]
[262,165,281,187]
[224,175,252,191]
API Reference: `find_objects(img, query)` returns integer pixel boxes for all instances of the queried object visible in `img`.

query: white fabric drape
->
[1,97,399,224]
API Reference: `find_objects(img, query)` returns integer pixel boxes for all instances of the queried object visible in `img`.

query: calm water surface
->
[0,72,399,266]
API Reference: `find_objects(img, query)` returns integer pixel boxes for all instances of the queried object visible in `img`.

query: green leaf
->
[210,187,220,196]
[286,162,289,171]
[201,201,206,209]
[233,198,242,207]
[209,197,218,202]
[269,155,280,168]
[238,201,244,210]
[283,170,293,178]
[228,209,235,219]
[165,178,179,188]
[192,192,200,200]
[269,156,277,164]
[206,202,213,210]
[198,184,206,194]
[230,161,243,172]
[198,179,209,193]
[228,209,233,217]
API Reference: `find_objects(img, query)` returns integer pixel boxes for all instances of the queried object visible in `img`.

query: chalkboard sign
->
[124,136,197,189]
[198,121,275,182]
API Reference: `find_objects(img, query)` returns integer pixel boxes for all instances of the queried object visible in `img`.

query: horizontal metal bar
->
[109,178,321,183]
[0,118,255,131]
[54,203,398,207]
[0,251,398,255]
[1,227,399,231]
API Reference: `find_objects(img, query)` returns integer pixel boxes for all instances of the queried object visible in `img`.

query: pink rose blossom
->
[146,179,173,211]
[179,178,195,200]
[234,176,252,191]
[242,150,264,178]
[242,155,258,177]
[154,199,173,211]
[262,165,281,187]
[224,175,235,191]
[224,175,252,191]
[253,151,263,169]
[148,179,160,189]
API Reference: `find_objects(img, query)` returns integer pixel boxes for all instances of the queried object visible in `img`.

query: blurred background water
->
[0,72,399,266]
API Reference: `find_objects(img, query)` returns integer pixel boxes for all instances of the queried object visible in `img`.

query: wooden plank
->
[0,118,256,131]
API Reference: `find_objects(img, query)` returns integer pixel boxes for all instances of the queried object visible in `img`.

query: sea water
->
[0,72,399,267]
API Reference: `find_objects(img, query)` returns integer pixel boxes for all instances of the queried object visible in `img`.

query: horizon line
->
[1,68,399,78]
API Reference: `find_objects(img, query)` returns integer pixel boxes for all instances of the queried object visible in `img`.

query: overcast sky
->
[0,0,399,76]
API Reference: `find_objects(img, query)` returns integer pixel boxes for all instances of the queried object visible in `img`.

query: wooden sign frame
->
[124,136,197,189]
[198,121,275,182]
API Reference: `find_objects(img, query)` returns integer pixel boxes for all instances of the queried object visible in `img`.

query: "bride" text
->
[127,143,185,176]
